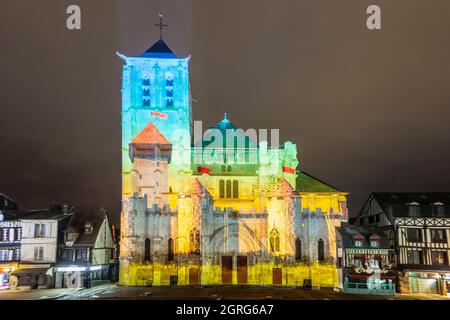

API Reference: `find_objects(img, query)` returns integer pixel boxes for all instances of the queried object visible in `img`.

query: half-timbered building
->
[336,223,395,295]
[354,193,450,295]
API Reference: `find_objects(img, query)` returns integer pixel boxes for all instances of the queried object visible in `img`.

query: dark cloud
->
[2,1,450,224]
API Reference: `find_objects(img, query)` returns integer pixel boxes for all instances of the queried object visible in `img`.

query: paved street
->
[0,284,448,300]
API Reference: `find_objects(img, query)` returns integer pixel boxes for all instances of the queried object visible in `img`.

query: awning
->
[11,268,49,275]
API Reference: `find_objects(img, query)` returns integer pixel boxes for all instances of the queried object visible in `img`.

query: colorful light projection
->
[118,31,347,288]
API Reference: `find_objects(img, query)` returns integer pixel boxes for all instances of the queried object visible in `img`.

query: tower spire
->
[154,12,168,40]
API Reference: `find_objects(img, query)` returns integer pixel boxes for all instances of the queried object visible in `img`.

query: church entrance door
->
[273,268,282,285]
[221,256,233,284]
[237,256,248,284]
[189,268,199,285]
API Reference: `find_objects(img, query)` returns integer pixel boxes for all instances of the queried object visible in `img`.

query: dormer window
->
[66,232,76,242]
[84,222,93,234]
[432,202,445,218]
[353,235,364,247]
[369,234,380,248]
[407,202,421,217]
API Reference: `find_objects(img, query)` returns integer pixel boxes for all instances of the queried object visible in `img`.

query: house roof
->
[336,223,389,249]
[141,39,177,58]
[296,170,342,193]
[337,223,386,238]
[65,209,107,246]
[371,192,450,218]
[3,204,75,220]
[0,193,18,210]
[131,122,170,145]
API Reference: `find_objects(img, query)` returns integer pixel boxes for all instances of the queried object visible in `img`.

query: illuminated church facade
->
[118,22,348,287]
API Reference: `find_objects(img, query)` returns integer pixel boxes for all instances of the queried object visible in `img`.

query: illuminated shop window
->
[431,251,448,265]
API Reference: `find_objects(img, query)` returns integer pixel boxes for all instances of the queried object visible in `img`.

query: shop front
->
[54,264,112,288]
[0,263,19,290]
[11,264,52,289]
[408,272,441,295]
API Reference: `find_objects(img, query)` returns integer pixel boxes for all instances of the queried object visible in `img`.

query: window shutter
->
[34,246,39,260]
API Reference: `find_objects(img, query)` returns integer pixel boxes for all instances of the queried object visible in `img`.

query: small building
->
[0,211,21,289]
[54,209,115,288]
[355,193,450,296]
[336,223,395,295]
[8,204,74,289]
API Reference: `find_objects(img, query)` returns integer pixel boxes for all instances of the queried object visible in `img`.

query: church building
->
[117,17,348,287]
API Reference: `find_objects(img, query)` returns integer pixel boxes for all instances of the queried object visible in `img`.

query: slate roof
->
[65,209,107,246]
[337,223,390,249]
[141,39,177,58]
[371,192,450,218]
[3,204,75,220]
[0,193,18,210]
[131,122,170,145]
[295,170,343,193]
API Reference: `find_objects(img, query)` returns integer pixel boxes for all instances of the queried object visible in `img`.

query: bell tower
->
[118,13,192,199]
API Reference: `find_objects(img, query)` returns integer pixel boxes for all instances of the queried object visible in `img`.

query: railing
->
[344,282,395,295]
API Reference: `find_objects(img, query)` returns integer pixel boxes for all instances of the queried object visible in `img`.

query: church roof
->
[210,113,238,132]
[131,122,170,145]
[296,170,342,193]
[198,113,256,148]
[271,178,299,196]
[141,39,177,58]
[187,178,211,196]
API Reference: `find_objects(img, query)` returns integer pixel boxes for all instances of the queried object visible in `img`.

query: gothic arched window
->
[318,239,325,262]
[295,238,302,261]
[144,238,151,262]
[226,180,232,198]
[219,180,225,198]
[232,180,239,198]
[168,238,174,261]
[190,229,201,255]
[269,228,280,253]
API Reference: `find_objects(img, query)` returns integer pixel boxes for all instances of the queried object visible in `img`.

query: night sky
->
[2,0,450,225]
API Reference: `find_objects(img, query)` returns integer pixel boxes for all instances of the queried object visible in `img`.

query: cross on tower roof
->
[154,12,168,40]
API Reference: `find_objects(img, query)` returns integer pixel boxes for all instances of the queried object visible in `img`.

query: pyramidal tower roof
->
[141,39,177,58]
[271,178,299,196]
[187,178,211,196]
[141,13,177,59]
[131,122,170,145]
